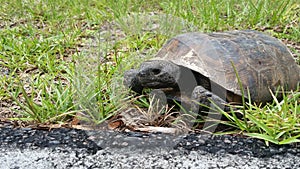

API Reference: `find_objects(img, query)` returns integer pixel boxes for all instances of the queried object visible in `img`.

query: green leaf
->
[245,133,279,145]
[246,113,275,137]
[279,134,300,145]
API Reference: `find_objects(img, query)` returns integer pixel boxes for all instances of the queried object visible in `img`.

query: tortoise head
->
[137,60,181,89]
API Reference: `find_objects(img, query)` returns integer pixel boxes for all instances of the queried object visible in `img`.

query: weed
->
[9,76,78,124]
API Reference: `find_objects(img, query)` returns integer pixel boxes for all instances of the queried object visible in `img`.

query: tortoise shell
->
[152,30,300,103]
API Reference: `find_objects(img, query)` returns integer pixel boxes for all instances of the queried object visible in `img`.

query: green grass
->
[9,76,77,123]
[0,0,299,144]
[213,88,300,146]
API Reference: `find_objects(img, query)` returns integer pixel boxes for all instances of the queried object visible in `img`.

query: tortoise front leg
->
[191,86,230,114]
[191,86,236,133]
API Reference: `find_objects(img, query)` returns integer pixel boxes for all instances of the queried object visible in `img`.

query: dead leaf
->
[108,119,124,130]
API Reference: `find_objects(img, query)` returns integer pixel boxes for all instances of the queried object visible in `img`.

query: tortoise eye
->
[152,68,161,75]
[206,93,212,97]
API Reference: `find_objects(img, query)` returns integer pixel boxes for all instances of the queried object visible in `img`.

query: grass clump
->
[217,89,300,145]
[9,76,78,124]
[245,90,300,145]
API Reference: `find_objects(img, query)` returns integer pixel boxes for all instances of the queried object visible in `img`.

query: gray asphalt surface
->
[0,126,299,169]
[1,146,299,169]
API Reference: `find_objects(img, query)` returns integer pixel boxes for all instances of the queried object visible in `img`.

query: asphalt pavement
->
[0,125,299,169]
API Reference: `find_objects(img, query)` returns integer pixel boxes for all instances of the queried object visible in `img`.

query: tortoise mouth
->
[137,72,178,88]
[138,79,178,88]
[142,81,167,88]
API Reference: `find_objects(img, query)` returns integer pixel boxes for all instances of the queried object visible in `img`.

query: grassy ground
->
[0,0,299,144]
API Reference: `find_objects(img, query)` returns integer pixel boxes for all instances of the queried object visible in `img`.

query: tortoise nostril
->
[152,68,161,75]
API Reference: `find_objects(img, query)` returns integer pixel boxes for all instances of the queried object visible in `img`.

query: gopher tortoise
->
[124,30,300,111]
